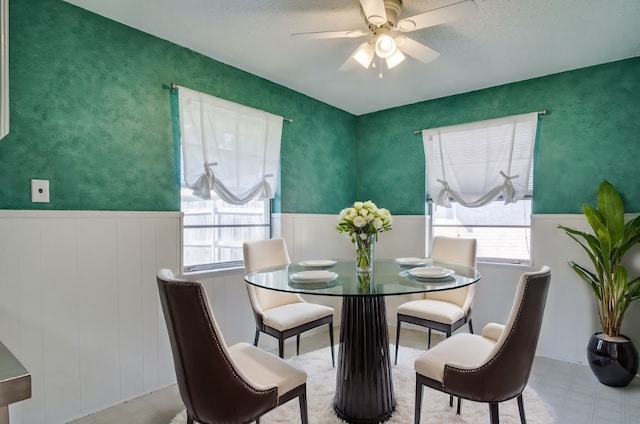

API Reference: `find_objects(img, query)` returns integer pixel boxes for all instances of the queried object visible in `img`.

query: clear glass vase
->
[357,272,372,293]
[355,233,376,274]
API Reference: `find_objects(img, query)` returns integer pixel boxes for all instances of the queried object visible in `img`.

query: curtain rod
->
[412,109,548,135]
[162,82,293,123]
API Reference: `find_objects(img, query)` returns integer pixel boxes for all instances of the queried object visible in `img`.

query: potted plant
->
[558,180,640,386]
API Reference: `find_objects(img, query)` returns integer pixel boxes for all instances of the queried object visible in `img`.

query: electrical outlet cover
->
[31,179,50,203]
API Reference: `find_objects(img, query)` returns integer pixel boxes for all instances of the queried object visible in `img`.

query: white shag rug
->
[170,346,554,424]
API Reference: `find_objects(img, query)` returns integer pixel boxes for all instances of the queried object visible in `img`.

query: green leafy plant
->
[558,180,640,337]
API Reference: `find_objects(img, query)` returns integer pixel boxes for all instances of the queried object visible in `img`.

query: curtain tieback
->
[499,171,519,205]
[192,162,273,204]
[435,172,521,208]
[436,179,452,208]
[191,161,218,200]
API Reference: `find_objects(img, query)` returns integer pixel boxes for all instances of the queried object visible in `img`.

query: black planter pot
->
[587,333,639,387]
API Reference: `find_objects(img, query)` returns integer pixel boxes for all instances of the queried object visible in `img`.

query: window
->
[422,112,539,264]
[430,197,532,264]
[181,188,270,272]
[175,86,283,272]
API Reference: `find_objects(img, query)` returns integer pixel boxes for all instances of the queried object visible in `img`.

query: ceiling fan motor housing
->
[362,0,402,28]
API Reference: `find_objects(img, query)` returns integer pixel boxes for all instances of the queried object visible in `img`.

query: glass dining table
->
[244,258,480,424]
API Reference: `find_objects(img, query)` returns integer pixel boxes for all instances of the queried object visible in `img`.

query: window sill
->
[477,260,535,272]
[181,265,245,280]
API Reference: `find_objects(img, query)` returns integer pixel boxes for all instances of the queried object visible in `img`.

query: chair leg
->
[296,334,301,356]
[428,329,432,348]
[517,393,526,424]
[254,329,260,346]
[187,416,194,424]
[255,418,260,424]
[394,319,401,365]
[278,336,285,359]
[456,397,461,415]
[299,391,309,424]
[328,322,335,367]
[489,402,500,424]
[449,395,453,407]
[468,317,474,334]
[414,382,423,424]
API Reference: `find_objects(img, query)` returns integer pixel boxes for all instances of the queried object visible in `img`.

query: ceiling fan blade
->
[291,29,368,40]
[395,35,440,63]
[359,0,387,26]
[396,0,478,32]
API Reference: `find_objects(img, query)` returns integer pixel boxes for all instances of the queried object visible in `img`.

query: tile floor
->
[69,328,640,424]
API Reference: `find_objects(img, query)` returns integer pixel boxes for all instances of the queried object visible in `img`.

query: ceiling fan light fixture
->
[385,49,405,69]
[375,32,396,58]
[353,42,375,68]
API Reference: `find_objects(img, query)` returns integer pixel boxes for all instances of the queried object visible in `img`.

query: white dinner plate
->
[407,266,455,280]
[395,257,433,267]
[298,259,337,269]
[290,270,339,283]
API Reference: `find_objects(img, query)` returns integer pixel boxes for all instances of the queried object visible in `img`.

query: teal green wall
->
[2,0,639,216]
[357,57,640,214]
[2,0,356,213]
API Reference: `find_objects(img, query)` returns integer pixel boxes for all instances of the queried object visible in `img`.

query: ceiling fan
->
[291,0,477,74]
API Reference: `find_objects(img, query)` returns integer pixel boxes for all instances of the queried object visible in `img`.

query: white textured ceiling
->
[64,0,640,115]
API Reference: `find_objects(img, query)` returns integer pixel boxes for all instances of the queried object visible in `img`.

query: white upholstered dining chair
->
[413,266,551,424]
[395,236,477,364]
[243,238,335,366]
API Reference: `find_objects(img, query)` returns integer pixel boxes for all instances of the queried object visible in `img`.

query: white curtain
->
[178,86,283,204]
[422,112,538,208]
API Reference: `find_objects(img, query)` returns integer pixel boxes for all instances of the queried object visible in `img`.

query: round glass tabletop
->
[244,258,480,297]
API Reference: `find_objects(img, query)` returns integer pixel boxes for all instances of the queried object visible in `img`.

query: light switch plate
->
[31,179,50,203]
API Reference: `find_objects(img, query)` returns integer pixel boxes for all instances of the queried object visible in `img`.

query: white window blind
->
[177,86,283,204]
[422,112,538,208]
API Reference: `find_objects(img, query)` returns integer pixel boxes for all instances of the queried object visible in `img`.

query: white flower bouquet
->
[337,201,392,273]
[337,201,393,239]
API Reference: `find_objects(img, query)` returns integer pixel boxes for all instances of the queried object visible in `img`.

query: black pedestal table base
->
[334,296,395,423]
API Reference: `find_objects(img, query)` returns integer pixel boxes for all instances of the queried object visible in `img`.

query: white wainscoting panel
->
[278,213,426,262]
[2,210,637,424]
[0,211,181,424]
